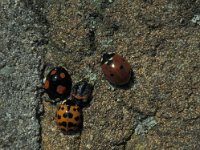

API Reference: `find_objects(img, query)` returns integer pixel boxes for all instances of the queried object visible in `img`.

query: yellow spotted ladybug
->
[55,100,82,132]
[101,53,132,86]
[43,67,72,102]
[71,80,93,107]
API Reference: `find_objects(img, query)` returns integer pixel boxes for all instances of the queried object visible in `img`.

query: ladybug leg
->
[54,98,61,103]
[61,99,67,104]
[52,114,56,121]
[44,98,60,105]
[36,86,45,94]
[52,106,57,121]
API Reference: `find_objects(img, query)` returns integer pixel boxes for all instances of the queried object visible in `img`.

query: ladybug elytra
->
[55,100,82,132]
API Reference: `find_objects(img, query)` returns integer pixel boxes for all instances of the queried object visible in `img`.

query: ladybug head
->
[62,99,76,106]
[101,53,115,65]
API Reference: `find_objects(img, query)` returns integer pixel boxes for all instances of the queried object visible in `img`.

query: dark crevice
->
[111,128,135,149]
[35,53,46,150]
[113,98,158,149]
[87,29,96,54]
[26,1,49,148]
[35,62,45,150]
[35,88,44,150]
[112,110,157,149]
[115,142,127,150]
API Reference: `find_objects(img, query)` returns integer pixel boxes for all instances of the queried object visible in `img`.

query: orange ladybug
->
[55,100,82,132]
[101,53,132,86]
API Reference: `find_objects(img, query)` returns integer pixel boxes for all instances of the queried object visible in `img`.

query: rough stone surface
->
[0,0,47,149]
[1,0,200,149]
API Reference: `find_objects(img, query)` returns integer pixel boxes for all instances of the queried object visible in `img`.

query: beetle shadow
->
[111,70,136,90]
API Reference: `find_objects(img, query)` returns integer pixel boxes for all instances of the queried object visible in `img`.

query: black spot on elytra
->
[75,116,80,121]
[110,74,114,77]
[60,122,67,127]
[57,115,61,119]
[63,112,73,118]
[68,122,75,128]
[120,65,124,70]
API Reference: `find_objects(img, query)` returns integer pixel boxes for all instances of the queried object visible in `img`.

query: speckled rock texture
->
[1,0,200,149]
[0,0,47,149]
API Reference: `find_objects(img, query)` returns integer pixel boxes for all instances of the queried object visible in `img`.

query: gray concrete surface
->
[0,1,47,149]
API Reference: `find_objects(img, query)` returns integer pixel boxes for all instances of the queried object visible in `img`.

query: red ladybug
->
[43,67,72,102]
[101,53,132,86]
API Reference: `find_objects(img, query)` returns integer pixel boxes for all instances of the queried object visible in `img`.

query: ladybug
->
[101,53,132,86]
[55,100,82,132]
[71,80,93,106]
[43,67,72,101]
